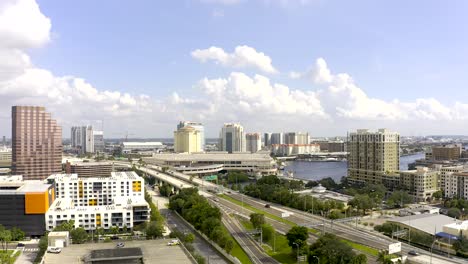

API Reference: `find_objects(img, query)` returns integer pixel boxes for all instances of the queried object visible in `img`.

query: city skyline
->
[3,1,468,137]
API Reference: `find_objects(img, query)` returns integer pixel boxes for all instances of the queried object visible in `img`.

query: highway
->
[121,162,465,264]
[225,192,466,264]
[217,202,279,264]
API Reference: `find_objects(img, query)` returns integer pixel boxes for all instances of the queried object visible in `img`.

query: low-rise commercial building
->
[430,144,462,161]
[45,172,149,231]
[122,142,164,154]
[271,144,320,156]
[0,147,11,167]
[65,161,113,178]
[144,152,277,175]
[0,175,55,236]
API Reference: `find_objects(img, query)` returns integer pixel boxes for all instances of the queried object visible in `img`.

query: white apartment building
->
[436,165,465,197]
[442,170,468,199]
[271,144,320,156]
[246,133,261,153]
[219,123,245,153]
[45,171,149,231]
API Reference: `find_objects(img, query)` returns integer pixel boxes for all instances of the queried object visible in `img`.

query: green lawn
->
[221,194,379,259]
[0,250,20,264]
[219,194,298,227]
[341,239,379,256]
[220,222,252,264]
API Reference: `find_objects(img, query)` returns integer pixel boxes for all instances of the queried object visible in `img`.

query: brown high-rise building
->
[12,106,62,180]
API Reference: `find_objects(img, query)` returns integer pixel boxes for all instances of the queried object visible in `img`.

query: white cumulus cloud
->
[191,45,278,74]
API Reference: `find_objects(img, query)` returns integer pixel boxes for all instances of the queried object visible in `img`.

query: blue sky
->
[1,0,468,137]
[34,0,468,102]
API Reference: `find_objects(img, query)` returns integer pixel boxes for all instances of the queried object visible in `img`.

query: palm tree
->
[377,250,392,264]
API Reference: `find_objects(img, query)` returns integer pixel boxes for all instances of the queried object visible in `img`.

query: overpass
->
[113,162,212,197]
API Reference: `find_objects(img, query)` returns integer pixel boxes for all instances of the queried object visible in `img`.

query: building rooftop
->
[146,152,274,162]
[69,161,113,167]
[122,142,163,147]
[89,247,143,262]
[388,214,457,235]
[49,171,141,182]
[0,177,51,194]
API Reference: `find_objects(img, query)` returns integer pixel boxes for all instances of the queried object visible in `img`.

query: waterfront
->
[284,152,425,182]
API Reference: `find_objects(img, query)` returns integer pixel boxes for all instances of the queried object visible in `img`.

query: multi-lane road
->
[123,162,465,264]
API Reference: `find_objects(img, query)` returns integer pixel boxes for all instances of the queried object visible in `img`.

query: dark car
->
[264,204,271,208]
[110,236,119,240]
[17,243,25,247]
[408,250,419,256]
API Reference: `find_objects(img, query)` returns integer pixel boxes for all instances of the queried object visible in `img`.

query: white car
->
[167,239,180,246]
[47,247,62,254]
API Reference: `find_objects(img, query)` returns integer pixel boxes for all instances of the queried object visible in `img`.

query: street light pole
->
[312,255,319,264]
[293,242,299,264]
[430,239,438,264]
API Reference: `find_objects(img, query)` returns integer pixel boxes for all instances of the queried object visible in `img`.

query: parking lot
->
[44,239,193,264]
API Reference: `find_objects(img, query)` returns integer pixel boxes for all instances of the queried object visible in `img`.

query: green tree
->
[110,226,119,235]
[432,190,443,200]
[70,227,88,244]
[0,227,11,252]
[224,239,234,254]
[309,233,355,263]
[448,207,462,219]
[261,224,274,243]
[377,250,392,264]
[53,220,75,232]
[386,190,412,208]
[286,226,309,250]
[10,227,25,241]
[250,213,266,229]
[351,254,368,264]
[146,221,164,239]
[184,233,195,243]
[349,194,376,215]
[453,232,468,255]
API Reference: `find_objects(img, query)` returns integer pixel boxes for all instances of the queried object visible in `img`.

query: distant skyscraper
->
[71,126,94,154]
[93,130,105,153]
[2,136,5,147]
[219,123,245,153]
[264,133,272,147]
[284,132,309,145]
[246,133,261,153]
[177,121,204,150]
[12,106,62,180]
[174,126,202,153]
[348,128,400,185]
[270,133,283,145]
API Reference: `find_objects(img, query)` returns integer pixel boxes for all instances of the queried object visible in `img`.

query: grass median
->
[221,194,379,258]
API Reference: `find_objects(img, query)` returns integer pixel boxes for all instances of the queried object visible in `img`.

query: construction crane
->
[112,131,135,142]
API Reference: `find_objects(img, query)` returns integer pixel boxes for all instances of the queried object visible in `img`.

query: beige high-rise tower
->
[174,126,202,153]
[12,106,62,180]
[348,128,400,186]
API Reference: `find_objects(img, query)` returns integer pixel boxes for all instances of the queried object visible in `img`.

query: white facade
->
[271,144,320,156]
[121,142,164,154]
[71,126,94,154]
[45,171,149,231]
[177,121,205,150]
[246,133,261,153]
[437,165,465,198]
[219,123,245,153]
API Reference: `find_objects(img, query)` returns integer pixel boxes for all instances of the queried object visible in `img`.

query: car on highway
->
[16,243,25,247]
[408,250,419,256]
[47,247,62,254]
[167,239,180,246]
[264,204,271,208]
[116,242,125,248]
